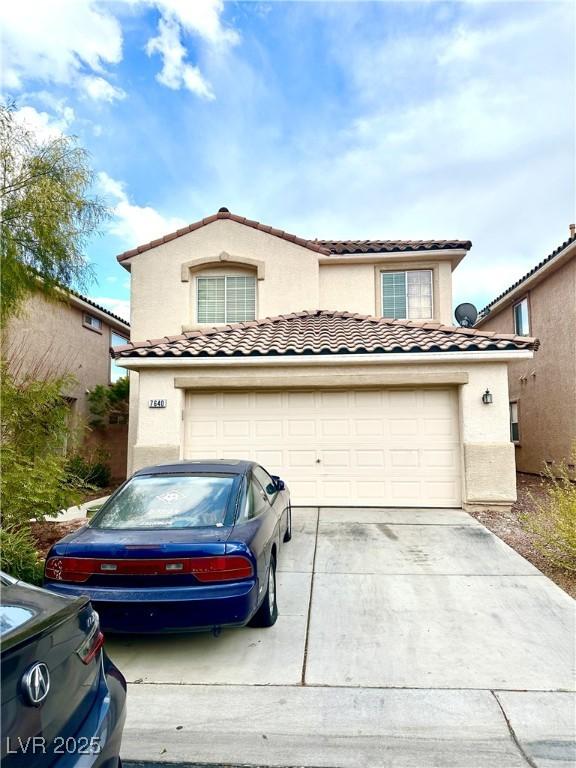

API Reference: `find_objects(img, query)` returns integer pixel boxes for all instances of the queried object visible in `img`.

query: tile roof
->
[316,239,472,255]
[117,209,332,262]
[478,234,576,318]
[116,208,472,264]
[112,310,537,360]
[68,287,130,329]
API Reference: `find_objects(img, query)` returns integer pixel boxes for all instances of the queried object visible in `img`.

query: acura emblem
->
[21,662,50,706]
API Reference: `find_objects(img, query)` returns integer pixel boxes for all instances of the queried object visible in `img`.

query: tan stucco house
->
[5,289,130,475]
[113,208,538,511]
[476,229,575,475]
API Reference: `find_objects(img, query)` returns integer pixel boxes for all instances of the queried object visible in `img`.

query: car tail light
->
[45,555,254,583]
[76,612,104,665]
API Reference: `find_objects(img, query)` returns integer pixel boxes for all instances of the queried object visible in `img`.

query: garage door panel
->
[189,421,218,438]
[356,450,385,467]
[390,449,419,467]
[422,448,458,468]
[390,480,421,500]
[255,420,283,438]
[222,420,251,438]
[389,419,418,437]
[320,420,350,437]
[184,388,461,507]
[253,449,283,467]
[426,480,459,501]
[356,481,387,499]
[287,420,316,437]
[355,420,384,436]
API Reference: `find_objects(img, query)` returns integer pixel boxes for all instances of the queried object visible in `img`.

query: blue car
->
[1,572,126,768]
[44,460,292,633]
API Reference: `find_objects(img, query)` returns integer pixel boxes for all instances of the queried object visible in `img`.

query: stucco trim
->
[117,349,534,370]
[319,248,467,270]
[180,252,265,281]
[174,371,469,389]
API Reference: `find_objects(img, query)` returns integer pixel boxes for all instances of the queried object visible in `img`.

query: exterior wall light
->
[482,389,493,405]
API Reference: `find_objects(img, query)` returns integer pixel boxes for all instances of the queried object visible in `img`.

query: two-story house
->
[476,229,576,475]
[5,288,130,476]
[112,208,537,511]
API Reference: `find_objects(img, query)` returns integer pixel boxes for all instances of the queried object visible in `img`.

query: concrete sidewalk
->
[111,507,576,768]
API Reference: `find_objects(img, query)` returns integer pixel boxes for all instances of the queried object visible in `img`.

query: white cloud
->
[81,75,126,103]
[150,0,239,46]
[12,104,75,141]
[146,17,214,99]
[0,0,122,99]
[98,171,187,246]
[89,296,130,322]
[1,0,237,103]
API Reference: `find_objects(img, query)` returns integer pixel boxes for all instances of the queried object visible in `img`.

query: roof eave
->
[114,349,535,369]
[477,238,576,324]
[319,248,468,270]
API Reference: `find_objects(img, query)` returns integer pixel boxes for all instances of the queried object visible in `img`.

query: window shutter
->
[197,277,226,323]
[225,276,256,323]
[382,272,407,319]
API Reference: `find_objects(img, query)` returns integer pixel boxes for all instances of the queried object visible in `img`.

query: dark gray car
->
[1,572,126,767]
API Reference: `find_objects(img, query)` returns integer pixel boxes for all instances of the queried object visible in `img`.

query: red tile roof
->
[317,239,472,254]
[116,209,472,264]
[112,310,538,359]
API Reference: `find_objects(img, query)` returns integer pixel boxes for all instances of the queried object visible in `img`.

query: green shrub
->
[524,452,576,572]
[1,363,89,581]
[88,376,129,428]
[0,528,44,584]
[66,451,111,488]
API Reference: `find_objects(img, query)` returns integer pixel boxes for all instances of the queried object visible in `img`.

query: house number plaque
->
[148,399,167,408]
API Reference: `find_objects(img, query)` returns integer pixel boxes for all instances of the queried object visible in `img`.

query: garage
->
[184,388,461,507]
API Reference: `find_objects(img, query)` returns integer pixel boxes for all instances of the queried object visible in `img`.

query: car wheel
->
[283,505,292,542]
[248,555,278,628]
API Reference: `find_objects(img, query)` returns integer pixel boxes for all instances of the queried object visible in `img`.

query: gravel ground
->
[469,473,576,599]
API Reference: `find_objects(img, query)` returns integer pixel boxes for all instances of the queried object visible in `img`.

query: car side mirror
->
[272,475,285,491]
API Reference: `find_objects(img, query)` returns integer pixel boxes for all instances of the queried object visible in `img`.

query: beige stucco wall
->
[127,219,320,340]
[122,358,518,509]
[319,259,454,324]
[478,254,576,474]
[4,293,128,425]
[125,220,461,340]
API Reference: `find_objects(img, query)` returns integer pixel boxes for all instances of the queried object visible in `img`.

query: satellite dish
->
[454,302,478,328]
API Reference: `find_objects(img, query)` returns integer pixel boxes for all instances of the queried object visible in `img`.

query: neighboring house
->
[476,230,576,475]
[5,289,130,474]
[112,208,537,511]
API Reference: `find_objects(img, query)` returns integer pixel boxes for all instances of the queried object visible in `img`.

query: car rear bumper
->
[63,651,126,768]
[3,652,126,768]
[44,580,260,633]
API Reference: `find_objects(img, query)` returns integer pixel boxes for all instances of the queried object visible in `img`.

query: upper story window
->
[197,275,256,324]
[381,269,433,320]
[83,313,102,332]
[513,298,530,336]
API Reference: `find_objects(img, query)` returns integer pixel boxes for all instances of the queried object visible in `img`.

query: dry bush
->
[523,451,576,572]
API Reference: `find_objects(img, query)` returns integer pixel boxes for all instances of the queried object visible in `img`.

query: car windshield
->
[91,474,235,529]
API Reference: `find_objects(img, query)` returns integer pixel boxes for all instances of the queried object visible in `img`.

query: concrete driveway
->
[110,507,575,768]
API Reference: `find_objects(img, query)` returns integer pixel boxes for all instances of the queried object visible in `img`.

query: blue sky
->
[2,0,574,324]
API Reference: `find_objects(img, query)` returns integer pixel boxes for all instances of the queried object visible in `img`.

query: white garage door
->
[184,389,461,507]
